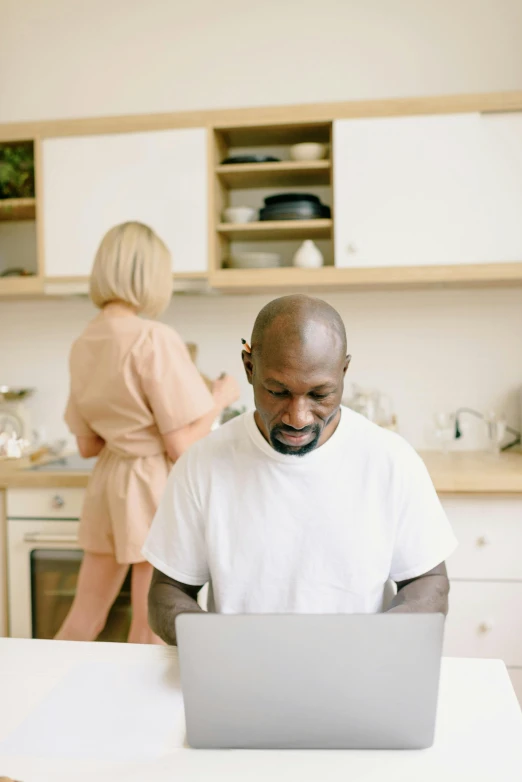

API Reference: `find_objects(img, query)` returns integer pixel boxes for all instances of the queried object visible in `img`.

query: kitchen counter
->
[419,450,522,494]
[2,450,522,493]
[0,638,521,781]
[0,452,91,489]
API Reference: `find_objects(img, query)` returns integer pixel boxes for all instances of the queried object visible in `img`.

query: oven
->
[7,487,131,641]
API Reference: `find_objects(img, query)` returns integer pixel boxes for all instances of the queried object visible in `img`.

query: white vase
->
[292,240,324,269]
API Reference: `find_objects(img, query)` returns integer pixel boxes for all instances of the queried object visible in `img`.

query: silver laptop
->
[176,613,445,750]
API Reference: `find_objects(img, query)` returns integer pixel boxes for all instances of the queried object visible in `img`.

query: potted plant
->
[0,142,35,199]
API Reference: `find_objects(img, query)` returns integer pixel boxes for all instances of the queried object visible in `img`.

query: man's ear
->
[242,350,254,386]
[343,354,352,376]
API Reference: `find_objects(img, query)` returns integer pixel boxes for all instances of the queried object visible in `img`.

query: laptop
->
[176,612,445,750]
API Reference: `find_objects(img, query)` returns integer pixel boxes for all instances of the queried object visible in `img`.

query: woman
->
[56,221,239,644]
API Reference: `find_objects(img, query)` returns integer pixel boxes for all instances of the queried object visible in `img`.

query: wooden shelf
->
[0,198,36,221]
[209,262,522,292]
[0,276,42,297]
[217,219,332,241]
[216,160,331,188]
[215,122,331,148]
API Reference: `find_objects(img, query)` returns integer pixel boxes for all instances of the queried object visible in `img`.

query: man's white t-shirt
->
[143,408,457,614]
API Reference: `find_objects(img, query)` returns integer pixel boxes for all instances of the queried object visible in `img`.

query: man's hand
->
[148,568,204,645]
[387,562,450,614]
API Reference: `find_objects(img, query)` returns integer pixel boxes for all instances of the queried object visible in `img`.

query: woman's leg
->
[127,561,164,644]
[55,552,128,641]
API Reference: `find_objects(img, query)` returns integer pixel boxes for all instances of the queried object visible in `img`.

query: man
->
[144,295,457,645]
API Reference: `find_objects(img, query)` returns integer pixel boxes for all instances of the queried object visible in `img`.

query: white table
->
[0,638,521,782]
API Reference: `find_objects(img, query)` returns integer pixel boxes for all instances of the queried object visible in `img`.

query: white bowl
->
[289,142,327,162]
[223,206,257,224]
[229,252,281,269]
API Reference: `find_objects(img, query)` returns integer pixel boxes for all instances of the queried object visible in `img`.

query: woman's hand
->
[212,374,240,412]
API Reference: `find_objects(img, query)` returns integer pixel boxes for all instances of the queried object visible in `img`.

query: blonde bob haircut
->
[89,222,172,317]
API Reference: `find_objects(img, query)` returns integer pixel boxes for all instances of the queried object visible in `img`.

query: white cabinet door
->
[443,581,522,666]
[42,128,208,277]
[333,113,522,268]
[442,497,522,581]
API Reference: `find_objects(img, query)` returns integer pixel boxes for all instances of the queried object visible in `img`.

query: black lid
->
[264,192,321,206]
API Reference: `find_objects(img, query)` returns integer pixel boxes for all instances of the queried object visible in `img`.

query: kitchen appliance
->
[0,386,35,440]
[7,456,131,642]
[259,193,331,221]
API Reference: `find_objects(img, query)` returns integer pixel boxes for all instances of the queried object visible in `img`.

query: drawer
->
[444,581,522,666]
[442,497,522,580]
[508,669,522,707]
[7,488,85,519]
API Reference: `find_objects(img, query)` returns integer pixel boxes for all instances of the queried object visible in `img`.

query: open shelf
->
[209,261,522,293]
[216,160,331,188]
[215,122,331,148]
[0,275,42,296]
[217,219,332,242]
[0,198,36,221]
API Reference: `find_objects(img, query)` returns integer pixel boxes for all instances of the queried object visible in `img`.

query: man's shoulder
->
[340,406,420,466]
[180,412,251,466]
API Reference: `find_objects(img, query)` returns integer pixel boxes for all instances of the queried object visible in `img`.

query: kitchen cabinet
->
[442,496,522,704]
[333,112,522,268]
[0,490,7,636]
[41,128,208,278]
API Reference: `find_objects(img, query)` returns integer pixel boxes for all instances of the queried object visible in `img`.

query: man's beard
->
[269,423,322,456]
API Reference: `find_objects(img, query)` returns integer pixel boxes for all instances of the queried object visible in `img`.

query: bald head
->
[244,296,350,456]
[251,295,347,358]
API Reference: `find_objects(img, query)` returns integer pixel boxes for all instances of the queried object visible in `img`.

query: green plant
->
[0,142,35,199]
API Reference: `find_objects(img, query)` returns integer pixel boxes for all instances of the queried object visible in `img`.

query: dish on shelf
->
[227,252,282,269]
[264,193,321,206]
[260,192,331,221]
[221,155,281,165]
[289,143,327,161]
[223,206,257,224]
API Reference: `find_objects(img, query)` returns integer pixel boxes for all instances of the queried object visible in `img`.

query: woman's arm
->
[76,435,105,458]
[161,374,239,462]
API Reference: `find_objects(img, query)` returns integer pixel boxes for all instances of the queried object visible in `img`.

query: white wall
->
[1,288,521,450]
[1,0,522,122]
[1,0,522,450]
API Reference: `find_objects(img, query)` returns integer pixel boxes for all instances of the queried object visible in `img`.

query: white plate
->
[228,252,281,269]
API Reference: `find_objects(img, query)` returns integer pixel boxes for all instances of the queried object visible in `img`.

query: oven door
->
[7,519,131,641]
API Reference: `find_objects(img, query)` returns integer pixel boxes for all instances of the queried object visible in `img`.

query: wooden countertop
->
[419,450,522,494]
[1,450,522,493]
[0,453,90,489]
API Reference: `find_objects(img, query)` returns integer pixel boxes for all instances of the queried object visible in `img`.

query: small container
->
[223,206,257,224]
[289,143,327,162]
[292,240,324,269]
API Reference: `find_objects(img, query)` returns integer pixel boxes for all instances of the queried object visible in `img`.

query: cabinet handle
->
[51,495,65,509]
[476,535,489,547]
[23,533,79,544]
[478,622,493,634]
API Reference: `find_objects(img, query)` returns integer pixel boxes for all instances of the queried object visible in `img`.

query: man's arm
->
[148,567,204,645]
[387,562,450,615]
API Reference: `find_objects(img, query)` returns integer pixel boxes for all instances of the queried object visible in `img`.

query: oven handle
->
[23,533,80,544]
